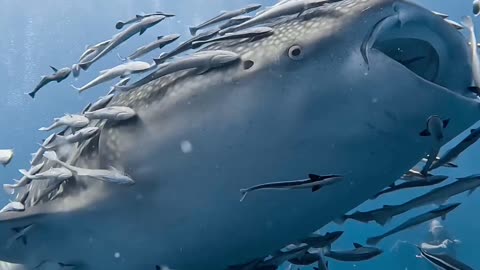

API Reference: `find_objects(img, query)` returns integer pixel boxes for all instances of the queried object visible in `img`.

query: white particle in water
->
[181,140,193,153]
[114,252,120,258]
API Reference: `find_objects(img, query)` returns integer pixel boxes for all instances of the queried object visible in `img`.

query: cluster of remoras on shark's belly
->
[1,0,480,269]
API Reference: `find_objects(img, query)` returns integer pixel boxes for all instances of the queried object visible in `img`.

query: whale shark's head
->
[0,1,478,270]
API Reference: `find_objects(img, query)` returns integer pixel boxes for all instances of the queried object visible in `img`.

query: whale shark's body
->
[0,0,479,270]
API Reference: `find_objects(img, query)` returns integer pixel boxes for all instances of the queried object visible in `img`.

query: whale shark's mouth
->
[366,3,476,100]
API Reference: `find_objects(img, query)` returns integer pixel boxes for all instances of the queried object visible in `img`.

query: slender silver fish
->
[3,162,45,194]
[39,114,90,131]
[418,247,474,270]
[0,202,25,214]
[189,4,262,35]
[116,12,175,30]
[108,77,131,95]
[119,34,181,61]
[324,243,382,262]
[28,66,71,98]
[218,15,252,30]
[366,203,461,245]
[192,27,273,49]
[372,176,448,199]
[118,50,240,92]
[153,29,220,64]
[43,127,99,149]
[19,167,72,182]
[43,151,134,185]
[240,174,343,202]
[419,116,450,175]
[79,15,166,70]
[84,106,136,121]
[89,94,115,112]
[431,128,480,171]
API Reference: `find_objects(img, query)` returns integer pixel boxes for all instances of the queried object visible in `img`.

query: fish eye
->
[243,60,254,70]
[288,45,303,60]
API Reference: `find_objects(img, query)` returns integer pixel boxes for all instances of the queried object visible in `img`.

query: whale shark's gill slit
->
[373,38,440,84]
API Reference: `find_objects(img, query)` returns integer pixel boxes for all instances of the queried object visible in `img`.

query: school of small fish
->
[1,0,480,269]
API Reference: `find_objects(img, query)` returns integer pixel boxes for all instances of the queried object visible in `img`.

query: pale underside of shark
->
[0,0,479,270]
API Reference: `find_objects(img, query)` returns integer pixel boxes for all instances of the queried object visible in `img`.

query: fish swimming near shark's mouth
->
[0,0,479,270]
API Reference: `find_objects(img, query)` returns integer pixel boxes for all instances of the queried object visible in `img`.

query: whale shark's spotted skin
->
[1,0,480,270]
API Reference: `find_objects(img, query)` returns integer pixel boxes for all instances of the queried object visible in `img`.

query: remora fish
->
[297,231,343,249]
[240,174,343,202]
[116,12,175,30]
[192,27,274,49]
[0,202,25,214]
[88,94,115,112]
[72,61,152,93]
[189,4,262,35]
[30,134,56,165]
[118,34,181,61]
[418,247,474,270]
[324,243,382,262]
[79,15,166,70]
[39,114,90,131]
[366,203,461,245]
[218,15,252,30]
[84,106,136,121]
[28,66,71,99]
[0,150,14,166]
[152,29,220,64]
[43,151,134,185]
[3,162,45,194]
[338,176,480,225]
[108,77,131,95]
[372,175,448,199]
[19,168,72,182]
[462,16,480,95]
[73,39,111,78]
[430,127,480,171]
[118,50,240,92]
[220,0,338,34]
[43,127,99,149]
[2,1,480,270]
[421,157,458,169]
[400,170,446,182]
[419,116,450,175]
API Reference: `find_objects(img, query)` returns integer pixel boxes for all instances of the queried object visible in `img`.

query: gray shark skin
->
[0,1,479,270]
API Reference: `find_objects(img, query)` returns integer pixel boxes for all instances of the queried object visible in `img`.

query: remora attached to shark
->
[0,0,479,270]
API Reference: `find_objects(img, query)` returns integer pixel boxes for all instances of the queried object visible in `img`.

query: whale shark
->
[0,0,479,269]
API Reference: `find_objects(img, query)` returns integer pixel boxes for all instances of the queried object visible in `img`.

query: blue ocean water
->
[0,0,478,269]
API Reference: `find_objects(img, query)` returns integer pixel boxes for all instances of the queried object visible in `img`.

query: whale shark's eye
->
[288,45,303,60]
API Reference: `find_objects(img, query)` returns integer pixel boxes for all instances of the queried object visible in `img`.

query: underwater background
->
[0,0,477,269]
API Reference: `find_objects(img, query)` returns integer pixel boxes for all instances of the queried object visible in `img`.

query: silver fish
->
[366,203,461,245]
[19,167,72,182]
[0,149,14,166]
[79,16,166,70]
[372,175,448,199]
[84,106,136,121]
[43,127,99,149]
[430,128,480,170]
[116,12,175,30]
[28,66,71,99]
[192,27,274,49]
[119,50,240,92]
[118,34,181,61]
[418,247,474,270]
[240,174,343,202]
[108,77,131,95]
[219,15,252,30]
[89,94,115,112]
[324,243,382,262]
[43,151,134,185]
[419,116,450,175]
[0,202,25,214]
[189,4,262,35]
[39,114,90,131]
[3,162,45,194]
[73,61,152,93]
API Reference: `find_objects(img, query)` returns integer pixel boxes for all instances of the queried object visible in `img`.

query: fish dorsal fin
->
[157,35,164,40]
[49,66,58,72]
[136,14,143,19]
[442,119,450,128]
[353,243,363,248]
[309,174,320,180]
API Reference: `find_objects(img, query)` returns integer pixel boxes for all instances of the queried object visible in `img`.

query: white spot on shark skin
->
[180,140,193,153]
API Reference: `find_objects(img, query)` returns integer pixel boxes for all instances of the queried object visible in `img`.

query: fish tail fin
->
[3,184,16,195]
[78,62,90,71]
[333,215,346,225]
[115,21,125,30]
[189,26,198,36]
[239,189,249,202]
[26,91,35,99]
[70,84,82,92]
[18,169,33,179]
[71,64,81,78]
[461,16,474,31]
[191,41,204,49]
[117,53,127,62]
[366,236,382,246]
